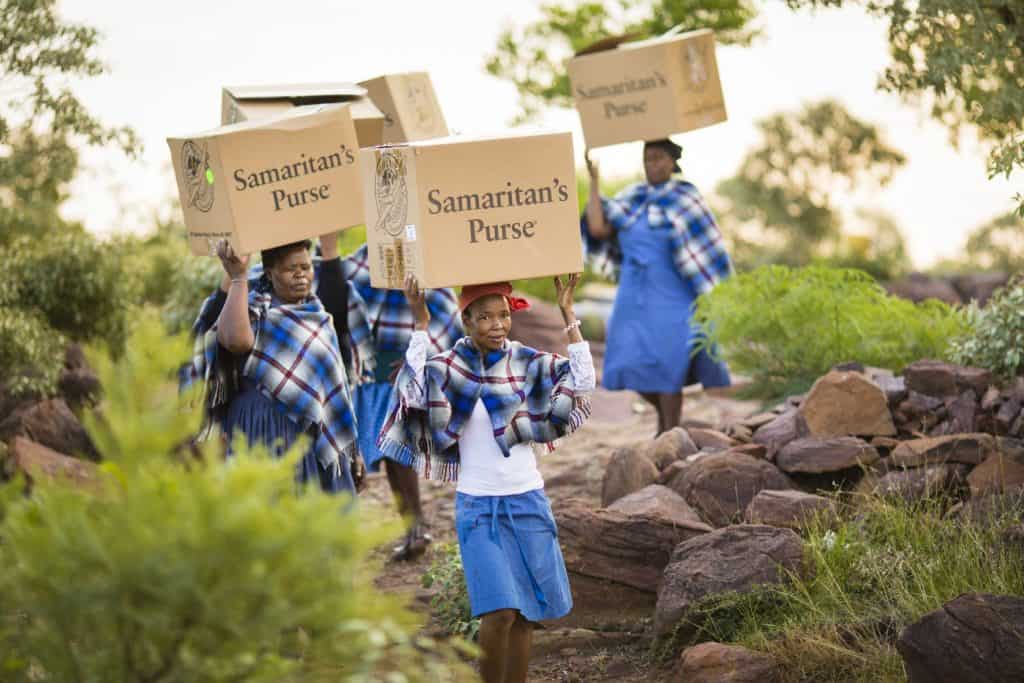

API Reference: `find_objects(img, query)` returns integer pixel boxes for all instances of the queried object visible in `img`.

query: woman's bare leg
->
[639,392,663,434]
[504,613,533,683]
[478,609,517,683]
[658,392,684,433]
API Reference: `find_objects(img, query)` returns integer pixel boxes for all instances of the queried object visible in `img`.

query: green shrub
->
[0,317,475,682]
[0,307,66,397]
[694,265,970,399]
[422,543,479,641]
[671,497,1024,683]
[949,275,1024,381]
[3,232,133,354]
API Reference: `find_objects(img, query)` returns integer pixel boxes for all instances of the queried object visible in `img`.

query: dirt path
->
[363,386,759,681]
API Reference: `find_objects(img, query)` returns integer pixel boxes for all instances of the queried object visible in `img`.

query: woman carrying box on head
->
[378,274,595,683]
[182,234,365,494]
[342,242,463,561]
[582,139,732,435]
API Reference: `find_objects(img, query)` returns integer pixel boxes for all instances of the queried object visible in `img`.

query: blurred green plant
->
[0,316,476,682]
[694,265,969,398]
[0,307,66,398]
[422,543,480,641]
[949,275,1024,381]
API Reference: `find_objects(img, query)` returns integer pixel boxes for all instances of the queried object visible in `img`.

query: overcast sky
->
[54,0,1018,267]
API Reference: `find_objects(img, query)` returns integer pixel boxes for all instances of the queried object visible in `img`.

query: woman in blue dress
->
[582,139,733,434]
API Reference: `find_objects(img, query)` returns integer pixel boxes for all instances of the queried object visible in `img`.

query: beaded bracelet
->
[564,319,582,334]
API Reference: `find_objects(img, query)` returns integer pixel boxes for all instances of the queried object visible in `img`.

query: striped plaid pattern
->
[342,244,463,356]
[183,291,358,476]
[581,179,732,295]
[377,337,591,482]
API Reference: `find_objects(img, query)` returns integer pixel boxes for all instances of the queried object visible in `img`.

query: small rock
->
[981,386,1002,411]
[865,464,970,502]
[687,427,738,452]
[947,390,978,433]
[903,359,991,398]
[601,447,659,507]
[897,593,1024,683]
[643,428,698,469]
[967,449,1024,497]
[776,437,880,474]
[872,372,908,406]
[607,485,706,528]
[728,443,768,459]
[0,398,100,461]
[890,433,997,468]
[753,410,808,459]
[800,371,896,437]
[997,398,1022,434]
[8,437,100,491]
[677,642,779,683]
[657,460,689,485]
[744,489,836,530]
[654,525,804,637]
[740,412,777,430]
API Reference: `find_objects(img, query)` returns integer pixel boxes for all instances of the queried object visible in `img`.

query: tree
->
[785,0,1024,215]
[963,212,1024,273]
[485,0,759,121]
[715,100,906,272]
[0,0,137,242]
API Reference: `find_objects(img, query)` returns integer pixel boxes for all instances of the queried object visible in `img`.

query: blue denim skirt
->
[455,488,572,623]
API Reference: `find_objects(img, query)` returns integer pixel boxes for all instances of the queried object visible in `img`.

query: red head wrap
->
[458,282,531,313]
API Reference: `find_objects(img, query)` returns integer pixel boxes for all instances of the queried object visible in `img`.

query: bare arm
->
[584,151,612,241]
[213,240,255,354]
[555,274,583,344]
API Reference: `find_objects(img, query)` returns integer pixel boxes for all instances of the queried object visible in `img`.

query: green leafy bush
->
[0,307,66,397]
[422,543,479,641]
[949,276,1024,381]
[0,317,475,682]
[694,265,970,398]
[3,231,133,353]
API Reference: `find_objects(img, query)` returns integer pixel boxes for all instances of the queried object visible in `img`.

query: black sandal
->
[391,521,433,562]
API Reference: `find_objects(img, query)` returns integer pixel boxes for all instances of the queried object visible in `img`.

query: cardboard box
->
[360,130,582,289]
[358,72,449,143]
[221,83,385,147]
[169,104,365,256]
[567,29,726,148]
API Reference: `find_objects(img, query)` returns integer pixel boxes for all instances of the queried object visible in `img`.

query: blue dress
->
[603,212,731,393]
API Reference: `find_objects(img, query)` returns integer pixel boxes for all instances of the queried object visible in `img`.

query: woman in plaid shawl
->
[582,139,732,435]
[378,275,594,683]
[183,236,365,494]
[342,243,463,561]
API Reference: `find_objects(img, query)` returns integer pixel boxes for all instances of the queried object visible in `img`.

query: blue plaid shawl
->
[581,179,732,295]
[377,337,591,482]
[342,244,462,357]
[181,291,358,476]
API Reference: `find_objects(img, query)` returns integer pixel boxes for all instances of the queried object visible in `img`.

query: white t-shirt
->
[400,331,595,496]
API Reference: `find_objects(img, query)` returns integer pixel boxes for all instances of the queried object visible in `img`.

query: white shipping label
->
[405,224,417,241]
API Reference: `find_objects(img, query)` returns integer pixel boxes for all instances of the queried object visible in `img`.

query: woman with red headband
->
[378,275,594,683]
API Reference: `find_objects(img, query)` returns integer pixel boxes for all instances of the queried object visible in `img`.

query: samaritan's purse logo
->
[373,148,408,237]
[181,139,215,212]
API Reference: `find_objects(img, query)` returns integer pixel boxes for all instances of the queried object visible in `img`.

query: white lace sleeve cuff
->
[399,330,430,407]
[567,341,596,393]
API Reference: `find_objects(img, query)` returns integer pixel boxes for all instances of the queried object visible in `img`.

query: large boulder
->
[903,359,992,398]
[601,446,659,507]
[606,484,707,527]
[744,489,836,530]
[890,434,997,468]
[967,448,1024,497]
[753,410,808,459]
[654,525,804,637]
[6,437,100,491]
[669,452,795,527]
[800,371,896,437]
[643,428,698,469]
[897,593,1024,683]
[557,498,710,593]
[775,436,880,475]
[0,398,100,461]
[676,642,779,683]
[885,273,961,305]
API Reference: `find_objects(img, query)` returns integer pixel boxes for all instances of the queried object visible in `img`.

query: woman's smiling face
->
[463,294,512,352]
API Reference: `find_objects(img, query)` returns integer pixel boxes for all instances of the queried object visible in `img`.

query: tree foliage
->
[785,0,1024,215]
[0,318,476,682]
[963,212,1024,274]
[485,0,759,121]
[0,0,138,242]
[694,265,968,398]
[715,100,907,274]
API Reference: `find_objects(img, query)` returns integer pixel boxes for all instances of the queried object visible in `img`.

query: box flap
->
[224,82,367,101]
[171,103,352,140]
[619,28,713,51]
[393,127,571,149]
[574,32,643,57]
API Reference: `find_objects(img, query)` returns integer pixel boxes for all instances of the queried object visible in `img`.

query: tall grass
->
[670,495,1024,682]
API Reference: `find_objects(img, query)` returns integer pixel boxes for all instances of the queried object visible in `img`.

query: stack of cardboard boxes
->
[169,30,726,286]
